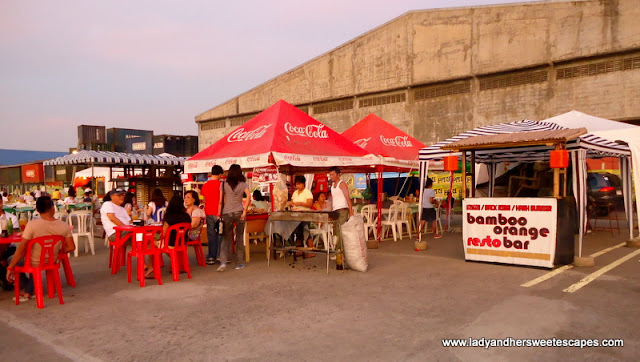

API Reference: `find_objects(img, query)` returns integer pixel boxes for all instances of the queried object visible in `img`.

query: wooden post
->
[553,144,561,198]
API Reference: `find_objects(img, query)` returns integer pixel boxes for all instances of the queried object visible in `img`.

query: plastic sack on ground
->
[272,176,288,211]
[341,214,368,272]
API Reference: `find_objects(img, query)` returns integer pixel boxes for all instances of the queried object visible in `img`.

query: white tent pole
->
[571,150,583,257]
[418,161,428,242]
[621,156,634,239]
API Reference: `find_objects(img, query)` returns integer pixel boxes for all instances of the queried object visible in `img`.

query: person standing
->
[201,165,223,265]
[218,164,250,272]
[418,178,442,239]
[328,166,353,270]
[6,196,75,302]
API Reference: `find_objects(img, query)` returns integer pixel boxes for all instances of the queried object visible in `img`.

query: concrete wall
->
[197,0,640,151]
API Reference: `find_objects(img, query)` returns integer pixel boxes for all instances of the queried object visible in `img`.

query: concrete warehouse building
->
[195,0,640,151]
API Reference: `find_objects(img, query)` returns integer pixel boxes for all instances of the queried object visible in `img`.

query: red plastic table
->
[0,234,22,244]
[111,225,163,274]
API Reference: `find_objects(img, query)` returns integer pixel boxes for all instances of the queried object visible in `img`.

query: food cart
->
[419,120,633,268]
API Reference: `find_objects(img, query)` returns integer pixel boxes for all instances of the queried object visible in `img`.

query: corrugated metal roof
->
[441,128,588,151]
[0,149,67,166]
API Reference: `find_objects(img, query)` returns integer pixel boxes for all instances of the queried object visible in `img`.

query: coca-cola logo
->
[26,170,36,178]
[380,135,413,147]
[313,156,328,162]
[224,159,238,165]
[227,125,272,142]
[354,138,371,148]
[284,123,328,139]
[338,157,352,162]
[204,160,216,167]
[187,163,199,169]
[246,156,261,162]
[285,155,301,161]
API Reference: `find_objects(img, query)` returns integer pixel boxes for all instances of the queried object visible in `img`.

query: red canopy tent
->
[342,114,427,242]
[185,100,375,173]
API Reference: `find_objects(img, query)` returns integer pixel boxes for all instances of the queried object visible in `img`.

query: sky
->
[0,0,535,152]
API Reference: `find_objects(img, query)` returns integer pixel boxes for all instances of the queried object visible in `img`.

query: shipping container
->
[106,128,153,153]
[184,136,199,157]
[78,143,110,151]
[125,135,153,154]
[152,135,166,155]
[78,125,106,144]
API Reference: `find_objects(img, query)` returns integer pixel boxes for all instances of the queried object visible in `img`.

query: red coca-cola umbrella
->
[342,113,426,162]
[342,114,427,242]
[185,100,374,173]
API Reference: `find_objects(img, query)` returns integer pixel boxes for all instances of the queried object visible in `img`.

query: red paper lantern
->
[550,150,569,168]
[443,156,459,171]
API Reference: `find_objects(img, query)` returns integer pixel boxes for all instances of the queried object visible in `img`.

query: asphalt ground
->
[0,216,639,361]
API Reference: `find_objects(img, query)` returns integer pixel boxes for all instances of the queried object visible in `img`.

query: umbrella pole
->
[377,165,383,242]
[447,170,454,231]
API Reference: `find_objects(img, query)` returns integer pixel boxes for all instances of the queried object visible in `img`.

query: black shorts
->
[421,208,436,222]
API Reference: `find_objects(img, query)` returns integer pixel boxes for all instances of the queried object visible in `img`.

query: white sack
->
[341,214,368,272]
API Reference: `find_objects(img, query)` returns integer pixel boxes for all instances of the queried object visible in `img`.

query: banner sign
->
[252,165,279,183]
[462,197,557,268]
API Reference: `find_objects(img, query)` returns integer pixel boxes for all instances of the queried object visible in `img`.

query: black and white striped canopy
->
[419,120,630,163]
[43,150,186,166]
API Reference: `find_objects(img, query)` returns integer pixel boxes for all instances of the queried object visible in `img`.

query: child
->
[419,178,442,239]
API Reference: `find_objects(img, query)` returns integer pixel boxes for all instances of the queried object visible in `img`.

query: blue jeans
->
[220,212,245,265]
[205,215,220,259]
[8,257,33,295]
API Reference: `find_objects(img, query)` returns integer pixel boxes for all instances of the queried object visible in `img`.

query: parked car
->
[587,172,623,216]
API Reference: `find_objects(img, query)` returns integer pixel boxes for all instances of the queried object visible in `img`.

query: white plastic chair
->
[360,204,378,241]
[68,211,95,257]
[310,223,335,250]
[396,203,412,239]
[381,204,400,241]
[53,212,68,223]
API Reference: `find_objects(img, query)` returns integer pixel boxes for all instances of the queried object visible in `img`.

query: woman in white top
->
[184,190,206,240]
[63,188,78,204]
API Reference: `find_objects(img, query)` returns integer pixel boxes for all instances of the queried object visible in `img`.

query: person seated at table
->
[123,191,142,219]
[184,190,205,241]
[0,196,20,289]
[2,191,8,203]
[51,189,61,202]
[155,196,192,277]
[5,196,75,302]
[63,188,78,204]
[286,175,314,248]
[82,191,92,203]
[312,192,331,211]
[251,190,270,213]
[146,188,167,223]
[23,192,35,203]
[100,188,131,243]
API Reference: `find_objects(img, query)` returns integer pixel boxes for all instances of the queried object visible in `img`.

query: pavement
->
[0,216,639,361]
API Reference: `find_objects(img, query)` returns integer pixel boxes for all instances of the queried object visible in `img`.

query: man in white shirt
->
[100,188,131,242]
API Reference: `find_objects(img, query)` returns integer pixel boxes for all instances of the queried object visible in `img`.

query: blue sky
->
[0,0,531,152]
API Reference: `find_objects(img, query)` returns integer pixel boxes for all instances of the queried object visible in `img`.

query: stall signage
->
[227,125,271,143]
[462,197,557,268]
[252,166,278,183]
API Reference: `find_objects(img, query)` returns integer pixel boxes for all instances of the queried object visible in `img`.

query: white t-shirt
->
[422,188,436,208]
[100,201,131,237]
[291,188,313,210]
[63,197,77,204]
[147,202,167,222]
[24,195,35,202]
